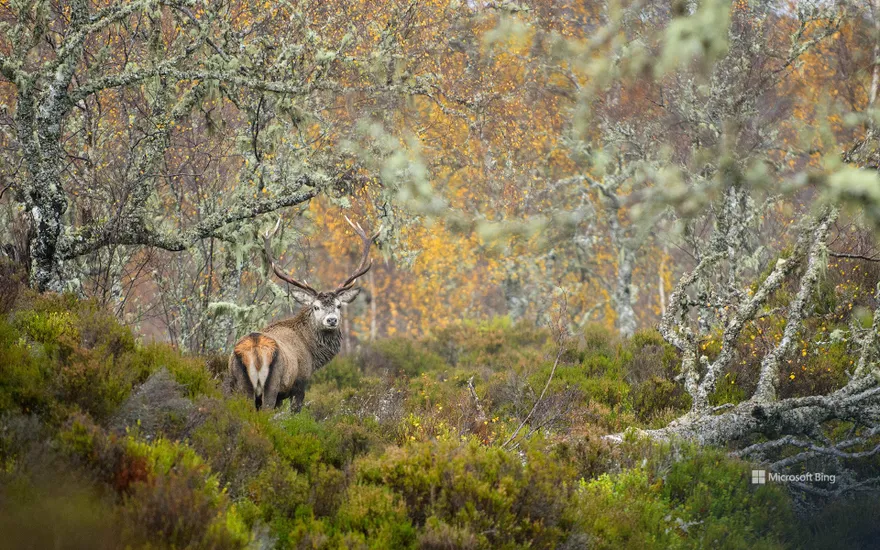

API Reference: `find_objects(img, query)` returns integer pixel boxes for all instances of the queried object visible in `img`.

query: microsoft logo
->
[751,470,766,485]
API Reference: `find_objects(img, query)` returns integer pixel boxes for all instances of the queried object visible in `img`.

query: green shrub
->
[13,307,79,361]
[0,319,47,415]
[310,462,348,518]
[273,411,342,470]
[2,295,217,422]
[55,352,136,421]
[120,466,249,550]
[624,330,679,369]
[3,293,872,549]
[336,484,416,548]
[356,439,577,548]
[582,323,618,356]
[631,377,690,423]
[247,457,310,520]
[132,343,217,399]
[417,517,481,549]
[3,307,137,422]
[358,338,447,378]
[427,317,550,371]
[779,338,851,399]
[574,468,679,550]
[59,416,250,549]
[663,448,794,549]
[189,398,276,498]
[573,445,794,550]
[314,355,363,389]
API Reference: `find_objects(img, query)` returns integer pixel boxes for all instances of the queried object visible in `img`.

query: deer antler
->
[335,216,380,293]
[263,218,317,295]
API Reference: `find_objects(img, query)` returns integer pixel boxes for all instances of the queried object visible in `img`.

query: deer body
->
[228,295,348,410]
[227,218,378,411]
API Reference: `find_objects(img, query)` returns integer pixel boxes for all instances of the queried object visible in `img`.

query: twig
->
[0,182,12,201]
[830,251,880,263]
[502,345,565,450]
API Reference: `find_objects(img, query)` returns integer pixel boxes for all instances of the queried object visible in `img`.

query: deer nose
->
[326,317,338,327]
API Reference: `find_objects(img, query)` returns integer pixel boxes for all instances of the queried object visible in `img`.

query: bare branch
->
[59,185,317,259]
[502,342,565,450]
[830,251,880,262]
[753,209,838,402]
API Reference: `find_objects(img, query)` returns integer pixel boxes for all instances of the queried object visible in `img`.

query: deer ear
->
[337,287,361,304]
[291,289,315,305]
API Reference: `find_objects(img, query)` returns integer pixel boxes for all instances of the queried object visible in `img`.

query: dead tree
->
[607,198,880,497]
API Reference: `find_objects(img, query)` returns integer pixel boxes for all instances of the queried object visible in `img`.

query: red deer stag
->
[227,217,379,411]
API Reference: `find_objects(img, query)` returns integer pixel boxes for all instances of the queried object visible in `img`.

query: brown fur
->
[232,334,278,374]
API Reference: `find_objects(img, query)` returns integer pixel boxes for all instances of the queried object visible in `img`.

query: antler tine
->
[263,218,317,295]
[336,216,381,292]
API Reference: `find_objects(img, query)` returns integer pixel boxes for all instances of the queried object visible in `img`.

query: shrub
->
[574,468,679,550]
[0,258,25,315]
[582,323,617,356]
[121,466,249,550]
[623,330,679,381]
[797,496,880,549]
[2,295,216,423]
[59,416,250,549]
[0,468,121,550]
[572,445,794,550]
[3,293,870,549]
[427,317,550,372]
[778,338,851,400]
[335,484,416,548]
[3,307,137,422]
[0,319,47,415]
[314,355,363,389]
[333,376,407,428]
[417,517,480,550]
[358,338,447,378]
[188,398,275,498]
[662,448,794,549]
[273,411,343,470]
[14,306,79,360]
[246,457,310,521]
[356,439,577,548]
[631,377,690,424]
[132,343,218,399]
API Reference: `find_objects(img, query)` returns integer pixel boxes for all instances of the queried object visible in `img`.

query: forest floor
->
[0,292,878,549]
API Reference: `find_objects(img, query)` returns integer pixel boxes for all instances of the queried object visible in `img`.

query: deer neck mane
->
[291,306,342,370]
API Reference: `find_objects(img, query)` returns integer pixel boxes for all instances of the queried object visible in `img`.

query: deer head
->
[263,216,379,331]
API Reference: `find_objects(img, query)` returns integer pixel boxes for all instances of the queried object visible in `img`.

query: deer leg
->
[261,358,282,410]
[290,379,308,413]
[229,353,256,407]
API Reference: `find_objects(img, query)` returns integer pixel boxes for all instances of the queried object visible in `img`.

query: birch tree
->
[0,0,431,292]
[594,0,880,498]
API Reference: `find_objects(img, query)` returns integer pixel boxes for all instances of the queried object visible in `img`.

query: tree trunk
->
[612,248,637,338]
[369,269,377,341]
[658,269,666,316]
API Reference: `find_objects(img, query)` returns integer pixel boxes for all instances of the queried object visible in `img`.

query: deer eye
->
[313,305,320,311]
